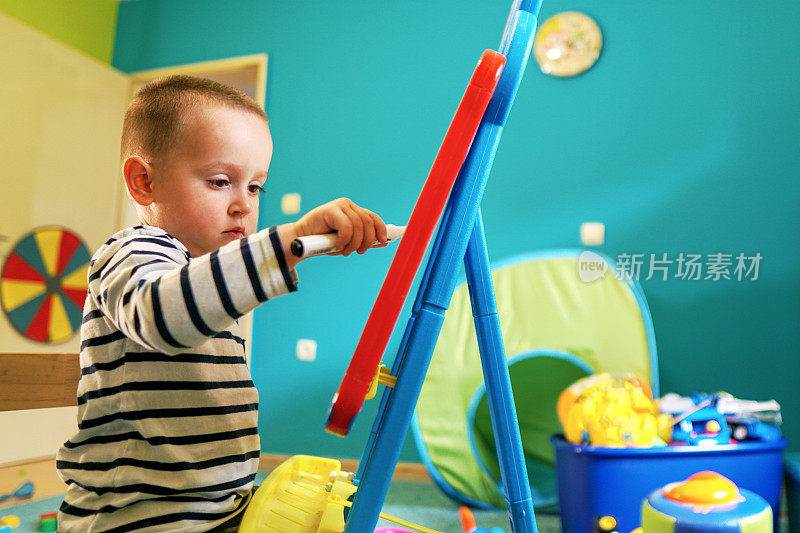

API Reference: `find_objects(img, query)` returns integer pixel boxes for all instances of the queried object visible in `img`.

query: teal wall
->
[113,1,800,461]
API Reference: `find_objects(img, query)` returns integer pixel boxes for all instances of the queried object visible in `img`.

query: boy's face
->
[148,104,272,257]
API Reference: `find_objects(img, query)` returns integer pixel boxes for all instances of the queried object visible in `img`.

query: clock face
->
[534,11,603,77]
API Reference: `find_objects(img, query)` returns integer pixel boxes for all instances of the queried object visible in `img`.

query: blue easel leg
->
[465,211,537,533]
[345,303,447,532]
[354,198,455,484]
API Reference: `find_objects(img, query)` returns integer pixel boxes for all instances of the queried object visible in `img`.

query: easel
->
[341,2,542,531]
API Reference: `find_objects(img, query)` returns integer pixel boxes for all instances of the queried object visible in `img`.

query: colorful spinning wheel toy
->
[1,227,91,343]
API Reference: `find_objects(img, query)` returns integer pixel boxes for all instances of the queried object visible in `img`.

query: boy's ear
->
[122,156,155,206]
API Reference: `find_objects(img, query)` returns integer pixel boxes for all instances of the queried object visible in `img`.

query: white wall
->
[0,13,129,464]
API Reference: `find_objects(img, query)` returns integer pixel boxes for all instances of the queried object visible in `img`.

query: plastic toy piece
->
[669,396,733,446]
[716,396,781,419]
[459,507,509,533]
[38,520,57,533]
[728,415,782,442]
[325,49,505,437]
[642,471,772,532]
[661,392,783,445]
[459,506,477,532]
[558,373,669,447]
[240,455,443,533]
[662,471,742,506]
[0,515,19,528]
[330,499,442,533]
[37,513,58,533]
[238,455,356,533]
[0,481,33,503]
[593,516,618,533]
[364,365,396,401]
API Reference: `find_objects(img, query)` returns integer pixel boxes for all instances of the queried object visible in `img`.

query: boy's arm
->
[91,198,385,354]
[91,227,296,354]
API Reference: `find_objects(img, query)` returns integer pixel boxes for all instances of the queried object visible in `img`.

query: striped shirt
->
[56,225,297,532]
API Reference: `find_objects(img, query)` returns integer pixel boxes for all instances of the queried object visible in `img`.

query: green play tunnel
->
[410,251,659,508]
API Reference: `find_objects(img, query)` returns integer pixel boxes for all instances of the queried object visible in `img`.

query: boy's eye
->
[249,184,265,194]
[209,178,230,188]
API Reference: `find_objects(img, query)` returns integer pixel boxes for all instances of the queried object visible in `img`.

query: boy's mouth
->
[223,228,245,239]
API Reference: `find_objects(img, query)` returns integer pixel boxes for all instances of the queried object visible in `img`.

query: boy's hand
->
[278,198,387,268]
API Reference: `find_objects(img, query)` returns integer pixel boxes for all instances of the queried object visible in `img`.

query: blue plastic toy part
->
[0,481,34,503]
[465,350,594,508]
[662,392,782,445]
[462,214,536,529]
[671,404,732,446]
[667,393,731,446]
[728,415,783,442]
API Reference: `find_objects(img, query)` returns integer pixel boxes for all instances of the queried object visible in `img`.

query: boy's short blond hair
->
[121,75,267,163]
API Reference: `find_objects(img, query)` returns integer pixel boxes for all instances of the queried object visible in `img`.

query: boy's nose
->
[229,190,253,216]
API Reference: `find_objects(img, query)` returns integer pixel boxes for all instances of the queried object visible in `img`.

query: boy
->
[56,75,388,532]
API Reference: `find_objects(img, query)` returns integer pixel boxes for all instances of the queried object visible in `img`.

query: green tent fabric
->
[411,250,658,508]
[469,350,593,506]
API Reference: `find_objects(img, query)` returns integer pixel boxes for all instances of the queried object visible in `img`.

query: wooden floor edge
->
[0,454,57,469]
[258,454,432,482]
[0,453,432,508]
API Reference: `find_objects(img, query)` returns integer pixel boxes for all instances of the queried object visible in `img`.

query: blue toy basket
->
[552,435,788,533]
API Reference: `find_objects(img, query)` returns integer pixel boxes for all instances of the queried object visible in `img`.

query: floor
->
[0,487,559,532]
[0,477,789,532]
[377,479,562,532]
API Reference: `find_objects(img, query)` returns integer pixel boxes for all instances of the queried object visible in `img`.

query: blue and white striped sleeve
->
[90,226,297,354]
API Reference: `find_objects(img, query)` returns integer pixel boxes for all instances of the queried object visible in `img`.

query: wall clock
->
[534,11,602,77]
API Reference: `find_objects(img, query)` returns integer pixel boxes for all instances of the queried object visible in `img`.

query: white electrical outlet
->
[281,193,301,214]
[580,222,605,246]
[296,339,317,362]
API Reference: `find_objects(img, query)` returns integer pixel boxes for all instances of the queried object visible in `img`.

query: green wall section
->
[0,0,118,63]
[113,1,800,461]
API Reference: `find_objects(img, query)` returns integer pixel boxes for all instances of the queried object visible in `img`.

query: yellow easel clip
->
[365,364,396,400]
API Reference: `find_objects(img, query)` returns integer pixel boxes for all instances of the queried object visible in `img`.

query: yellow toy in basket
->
[558,373,672,447]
